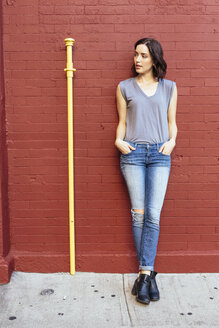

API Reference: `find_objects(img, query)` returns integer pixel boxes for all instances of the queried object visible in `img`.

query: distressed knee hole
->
[131,209,144,226]
[133,209,144,214]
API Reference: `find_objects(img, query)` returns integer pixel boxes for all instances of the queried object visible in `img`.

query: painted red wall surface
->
[0,0,219,282]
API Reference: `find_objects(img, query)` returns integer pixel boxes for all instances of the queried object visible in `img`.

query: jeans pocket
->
[121,150,132,156]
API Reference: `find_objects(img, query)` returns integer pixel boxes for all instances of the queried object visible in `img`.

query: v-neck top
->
[134,77,161,98]
[119,77,176,144]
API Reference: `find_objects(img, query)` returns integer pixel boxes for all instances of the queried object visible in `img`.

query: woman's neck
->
[136,74,158,84]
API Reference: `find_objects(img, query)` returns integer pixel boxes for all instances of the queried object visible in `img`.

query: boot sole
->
[150,296,160,301]
[136,296,150,305]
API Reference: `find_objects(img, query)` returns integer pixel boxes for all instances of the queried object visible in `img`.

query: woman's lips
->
[136,65,142,68]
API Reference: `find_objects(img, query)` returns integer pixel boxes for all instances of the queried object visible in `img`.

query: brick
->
[160,226,187,234]
[188,242,217,251]
[39,0,68,5]
[206,5,219,13]
[12,234,68,244]
[12,226,68,236]
[200,235,219,242]
[157,243,187,251]
[164,218,219,227]
[188,191,217,200]
[160,234,196,243]
[187,226,216,234]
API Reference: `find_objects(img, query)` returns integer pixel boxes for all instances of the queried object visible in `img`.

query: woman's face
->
[134,44,154,75]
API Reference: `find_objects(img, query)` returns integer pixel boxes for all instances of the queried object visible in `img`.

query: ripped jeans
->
[120,141,171,271]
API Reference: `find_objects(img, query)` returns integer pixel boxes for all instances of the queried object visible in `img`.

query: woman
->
[115,38,178,305]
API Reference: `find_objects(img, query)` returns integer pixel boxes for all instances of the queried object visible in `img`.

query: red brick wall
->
[0,1,13,283]
[1,0,219,280]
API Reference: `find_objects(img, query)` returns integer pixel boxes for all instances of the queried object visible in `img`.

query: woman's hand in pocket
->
[159,139,175,155]
[115,139,136,154]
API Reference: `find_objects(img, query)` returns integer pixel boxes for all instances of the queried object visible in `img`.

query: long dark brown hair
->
[131,38,167,79]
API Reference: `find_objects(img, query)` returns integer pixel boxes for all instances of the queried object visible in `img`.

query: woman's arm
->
[115,83,136,154]
[159,84,178,154]
[168,83,178,144]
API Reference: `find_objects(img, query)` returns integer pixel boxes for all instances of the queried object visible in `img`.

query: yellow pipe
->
[64,38,76,275]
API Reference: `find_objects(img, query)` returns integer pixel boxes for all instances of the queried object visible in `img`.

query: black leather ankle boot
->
[132,271,160,301]
[149,271,160,301]
[135,273,151,305]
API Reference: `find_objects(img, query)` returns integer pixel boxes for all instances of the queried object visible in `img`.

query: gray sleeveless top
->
[119,77,176,144]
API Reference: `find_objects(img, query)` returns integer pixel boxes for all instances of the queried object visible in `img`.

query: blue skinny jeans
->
[120,141,171,272]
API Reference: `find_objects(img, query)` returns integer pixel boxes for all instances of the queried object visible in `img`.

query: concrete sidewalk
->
[0,272,218,328]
